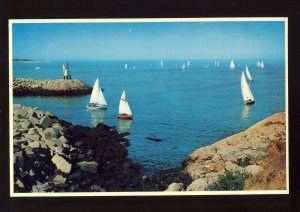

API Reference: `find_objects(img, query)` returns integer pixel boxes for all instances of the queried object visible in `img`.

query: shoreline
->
[13,78,92,96]
[12,104,286,193]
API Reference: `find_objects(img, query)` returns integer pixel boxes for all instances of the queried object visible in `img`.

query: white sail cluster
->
[257,61,264,68]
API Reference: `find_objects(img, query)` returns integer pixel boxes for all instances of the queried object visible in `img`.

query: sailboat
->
[230,60,235,70]
[160,60,164,68]
[260,61,264,68]
[181,63,186,69]
[245,65,253,81]
[124,64,128,70]
[118,90,133,120]
[257,61,261,68]
[241,71,255,105]
[86,78,108,110]
[187,60,190,69]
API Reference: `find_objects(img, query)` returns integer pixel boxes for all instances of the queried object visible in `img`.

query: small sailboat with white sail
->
[186,60,190,69]
[260,61,264,68]
[124,64,128,70]
[230,60,235,70]
[256,61,261,68]
[35,66,40,70]
[241,71,255,105]
[160,60,164,68]
[245,65,253,81]
[118,90,133,120]
[181,63,186,70]
[87,78,108,110]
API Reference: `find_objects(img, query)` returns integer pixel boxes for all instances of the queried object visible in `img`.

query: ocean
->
[13,59,286,175]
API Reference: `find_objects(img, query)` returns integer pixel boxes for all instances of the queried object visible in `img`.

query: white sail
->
[241,71,255,103]
[181,63,186,69]
[257,61,261,67]
[118,90,132,115]
[160,60,164,68]
[260,61,264,68]
[89,78,107,107]
[187,60,190,68]
[230,60,235,69]
[245,65,253,81]
[90,78,100,104]
[124,64,128,69]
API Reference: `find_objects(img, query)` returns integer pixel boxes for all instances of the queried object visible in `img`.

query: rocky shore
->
[13,104,191,192]
[184,112,286,191]
[13,104,286,193]
[13,78,92,96]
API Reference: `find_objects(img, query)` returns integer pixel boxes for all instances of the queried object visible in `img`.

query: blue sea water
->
[13,59,286,174]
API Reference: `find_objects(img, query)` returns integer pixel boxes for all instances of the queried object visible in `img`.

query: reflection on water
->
[89,110,106,127]
[241,105,252,121]
[118,120,132,134]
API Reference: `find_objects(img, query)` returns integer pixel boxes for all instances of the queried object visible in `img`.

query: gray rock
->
[24,133,40,141]
[13,131,21,138]
[32,181,49,193]
[77,161,98,173]
[52,155,72,174]
[90,185,106,192]
[58,135,67,143]
[68,170,82,180]
[13,104,22,110]
[29,116,40,126]
[45,140,55,150]
[24,147,35,158]
[15,108,28,118]
[34,126,46,140]
[44,127,59,139]
[38,115,52,129]
[27,108,38,118]
[28,128,37,135]
[20,121,32,130]
[15,179,25,188]
[29,141,40,149]
[53,174,67,186]
[14,151,24,166]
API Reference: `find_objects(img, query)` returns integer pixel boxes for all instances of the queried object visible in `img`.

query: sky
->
[12,20,286,61]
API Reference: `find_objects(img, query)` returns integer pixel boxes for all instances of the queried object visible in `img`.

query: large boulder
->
[52,155,72,174]
[77,161,98,173]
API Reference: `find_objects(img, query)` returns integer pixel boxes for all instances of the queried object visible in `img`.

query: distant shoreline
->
[13,59,49,63]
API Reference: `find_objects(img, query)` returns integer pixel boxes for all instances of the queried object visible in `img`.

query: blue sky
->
[12,21,285,60]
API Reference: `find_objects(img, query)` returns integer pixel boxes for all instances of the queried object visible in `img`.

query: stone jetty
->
[13,78,92,96]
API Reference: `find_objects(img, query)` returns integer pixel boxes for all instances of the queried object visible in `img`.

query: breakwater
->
[13,78,92,96]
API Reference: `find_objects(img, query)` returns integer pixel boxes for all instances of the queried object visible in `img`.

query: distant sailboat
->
[118,90,133,120]
[35,66,40,70]
[241,71,255,105]
[260,61,264,68]
[257,61,261,68]
[124,64,128,70]
[160,60,164,68]
[230,60,235,70]
[187,60,190,69]
[87,78,108,110]
[245,65,253,81]
[181,63,186,69]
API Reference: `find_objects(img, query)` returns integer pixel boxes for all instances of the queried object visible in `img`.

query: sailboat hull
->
[118,115,133,120]
[244,100,255,105]
[86,104,108,110]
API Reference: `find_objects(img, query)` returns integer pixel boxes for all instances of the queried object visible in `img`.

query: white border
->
[9,17,289,197]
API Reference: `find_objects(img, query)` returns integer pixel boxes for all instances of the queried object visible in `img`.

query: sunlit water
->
[13,59,285,174]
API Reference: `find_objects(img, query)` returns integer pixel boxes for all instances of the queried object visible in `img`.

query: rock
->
[77,161,98,173]
[14,151,24,166]
[13,104,22,109]
[15,108,28,118]
[24,147,35,157]
[24,133,40,141]
[68,170,82,180]
[39,115,52,129]
[52,155,72,174]
[28,141,40,149]
[29,116,40,126]
[186,178,208,191]
[90,185,106,192]
[32,181,49,193]
[165,183,184,191]
[58,135,68,143]
[16,179,25,188]
[20,121,32,130]
[244,165,263,175]
[53,175,67,186]
[44,127,59,139]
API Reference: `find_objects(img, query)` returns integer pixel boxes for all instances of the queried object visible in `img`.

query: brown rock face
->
[185,112,286,191]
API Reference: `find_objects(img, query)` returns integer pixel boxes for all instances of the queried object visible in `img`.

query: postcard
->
[9,18,288,197]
